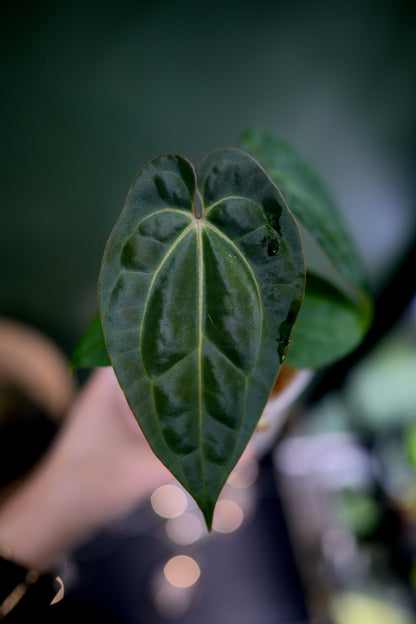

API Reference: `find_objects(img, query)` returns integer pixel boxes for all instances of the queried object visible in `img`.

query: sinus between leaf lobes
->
[193,190,203,219]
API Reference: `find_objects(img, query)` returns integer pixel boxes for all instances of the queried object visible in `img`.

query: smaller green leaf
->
[286,273,372,369]
[71,310,110,369]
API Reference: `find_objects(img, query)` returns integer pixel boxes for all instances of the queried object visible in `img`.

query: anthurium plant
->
[72,130,372,529]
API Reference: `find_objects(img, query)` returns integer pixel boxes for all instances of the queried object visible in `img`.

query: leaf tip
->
[194,497,216,532]
[202,505,215,532]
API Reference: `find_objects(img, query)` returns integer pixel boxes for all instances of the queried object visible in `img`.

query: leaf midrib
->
[196,217,209,511]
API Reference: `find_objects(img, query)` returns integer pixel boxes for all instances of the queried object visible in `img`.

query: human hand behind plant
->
[0,367,172,572]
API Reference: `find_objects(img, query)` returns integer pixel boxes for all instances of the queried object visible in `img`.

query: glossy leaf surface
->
[99,149,305,527]
[240,130,373,367]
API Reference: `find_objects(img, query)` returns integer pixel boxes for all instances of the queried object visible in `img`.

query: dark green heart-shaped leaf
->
[240,130,373,368]
[99,148,305,528]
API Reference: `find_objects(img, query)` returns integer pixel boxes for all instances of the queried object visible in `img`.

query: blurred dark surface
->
[0,389,57,488]
[46,456,309,624]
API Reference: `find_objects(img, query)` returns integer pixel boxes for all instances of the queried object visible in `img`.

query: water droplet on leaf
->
[267,240,279,256]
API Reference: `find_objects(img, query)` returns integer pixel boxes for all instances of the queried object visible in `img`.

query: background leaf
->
[286,274,372,369]
[99,149,305,527]
[71,310,111,369]
[240,130,373,368]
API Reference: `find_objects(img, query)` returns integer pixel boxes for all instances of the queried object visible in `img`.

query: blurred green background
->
[1,0,415,355]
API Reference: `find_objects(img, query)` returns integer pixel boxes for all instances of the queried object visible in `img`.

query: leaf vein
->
[202,335,250,377]
[204,194,262,217]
